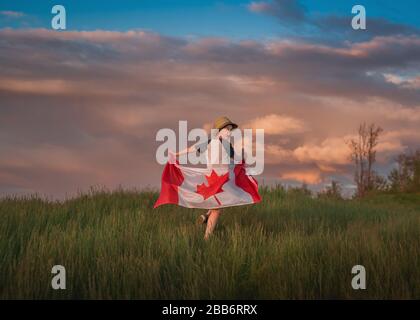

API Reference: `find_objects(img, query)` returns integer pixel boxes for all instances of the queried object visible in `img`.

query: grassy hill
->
[0,187,419,299]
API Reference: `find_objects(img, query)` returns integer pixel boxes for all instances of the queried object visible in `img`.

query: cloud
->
[248,0,306,24]
[0,79,72,95]
[375,129,420,162]
[290,127,419,170]
[245,114,305,135]
[0,28,419,198]
[293,136,352,166]
[265,144,294,164]
[2,30,420,106]
[313,15,420,40]
[281,169,322,184]
[0,11,25,18]
[247,1,420,42]
[383,74,420,89]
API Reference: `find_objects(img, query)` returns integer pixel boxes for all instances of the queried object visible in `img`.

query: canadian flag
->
[154,157,261,209]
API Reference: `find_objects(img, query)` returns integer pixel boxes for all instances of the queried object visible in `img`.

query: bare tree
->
[346,123,383,197]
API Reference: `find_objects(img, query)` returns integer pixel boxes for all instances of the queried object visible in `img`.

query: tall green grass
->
[0,187,419,299]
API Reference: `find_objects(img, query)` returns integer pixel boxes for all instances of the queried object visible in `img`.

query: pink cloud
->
[281,169,322,185]
[245,114,306,135]
[248,2,271,13]
[293,136,352,166]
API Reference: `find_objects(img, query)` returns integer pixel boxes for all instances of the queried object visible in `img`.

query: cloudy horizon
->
[1,1,419,199]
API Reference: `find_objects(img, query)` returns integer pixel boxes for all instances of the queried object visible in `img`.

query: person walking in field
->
[155,116,261,240]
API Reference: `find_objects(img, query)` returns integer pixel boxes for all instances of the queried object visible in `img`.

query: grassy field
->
[0,187,419,299]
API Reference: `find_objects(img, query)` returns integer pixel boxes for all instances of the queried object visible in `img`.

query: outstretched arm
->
[170,145,196,157]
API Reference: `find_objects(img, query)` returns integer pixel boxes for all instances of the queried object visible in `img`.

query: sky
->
[1,0,420,199]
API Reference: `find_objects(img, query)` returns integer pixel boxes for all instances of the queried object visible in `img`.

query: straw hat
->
[213,116,238,131]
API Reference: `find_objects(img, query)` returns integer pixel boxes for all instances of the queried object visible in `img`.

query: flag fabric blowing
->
[154,157,261,209]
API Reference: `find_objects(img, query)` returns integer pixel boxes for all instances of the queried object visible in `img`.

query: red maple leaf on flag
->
[196,170,229,205]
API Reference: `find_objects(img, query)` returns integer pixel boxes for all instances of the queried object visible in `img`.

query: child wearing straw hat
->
[172,116,239,240]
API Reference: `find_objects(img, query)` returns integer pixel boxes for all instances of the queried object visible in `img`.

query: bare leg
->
[204,209,221,240]
[197,210,211,225]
